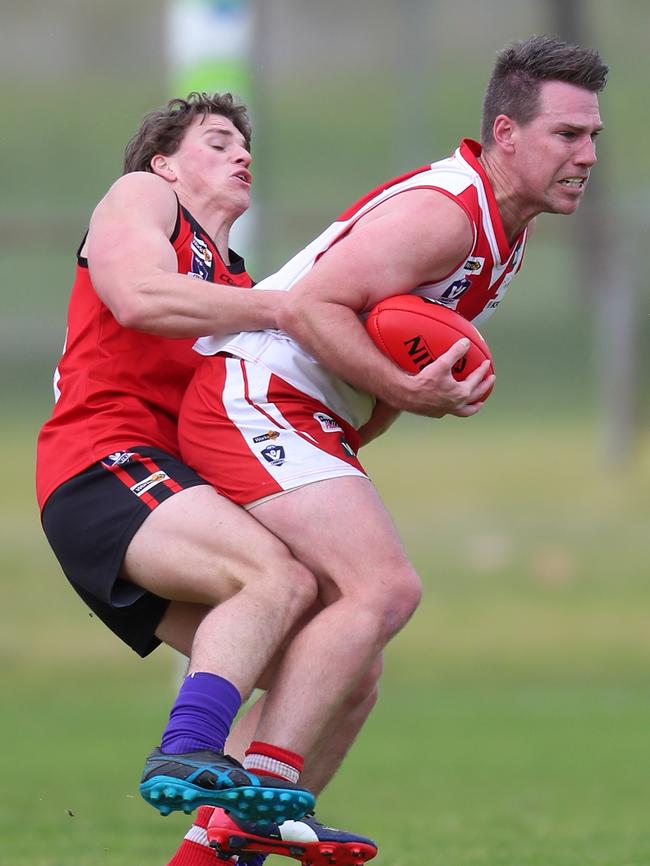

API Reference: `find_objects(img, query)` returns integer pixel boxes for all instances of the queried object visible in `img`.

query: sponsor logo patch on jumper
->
[464,256,485,274]
[102,451,135,468]
[253,430,281,444]
[313,412,343,433]
[130,471,169,497]
[260,445,286,467]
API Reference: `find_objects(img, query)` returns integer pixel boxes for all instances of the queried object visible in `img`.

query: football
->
[365,294,494,386]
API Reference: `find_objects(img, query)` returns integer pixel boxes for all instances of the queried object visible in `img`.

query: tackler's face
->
[509,80,604,217]
[164,114,252,217]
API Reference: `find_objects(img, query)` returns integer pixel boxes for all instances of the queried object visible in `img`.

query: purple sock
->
[245,857,267,866]
[160,672,242,755]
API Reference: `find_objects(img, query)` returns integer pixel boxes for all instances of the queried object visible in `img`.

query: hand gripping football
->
[365,294,494,389]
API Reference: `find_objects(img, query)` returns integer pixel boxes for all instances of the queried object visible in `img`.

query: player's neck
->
[478,151,535,244]
[177,193,241,263]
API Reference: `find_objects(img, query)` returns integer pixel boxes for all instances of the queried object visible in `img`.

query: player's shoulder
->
[352,187,473,279]
[103,171,176,207]
[377,187,473,244]
[92,171,178,231]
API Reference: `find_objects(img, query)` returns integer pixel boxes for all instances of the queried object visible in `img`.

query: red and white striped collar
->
[456,138,521,264]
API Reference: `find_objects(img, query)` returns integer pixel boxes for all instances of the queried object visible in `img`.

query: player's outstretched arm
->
[87,172,282,338]
[277,189,490,418]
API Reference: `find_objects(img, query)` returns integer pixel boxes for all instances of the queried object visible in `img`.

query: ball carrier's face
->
[481,79,604,238]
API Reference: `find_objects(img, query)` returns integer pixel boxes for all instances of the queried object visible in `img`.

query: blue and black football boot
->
[139,748,315,822]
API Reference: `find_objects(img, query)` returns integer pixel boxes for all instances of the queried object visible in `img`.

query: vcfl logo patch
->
[260,445,286,467]
[440,277,471,302]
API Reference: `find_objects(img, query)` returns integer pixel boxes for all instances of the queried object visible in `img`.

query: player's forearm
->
[111,273,281,338]
[279,298,407,404]
[280,296,488,419]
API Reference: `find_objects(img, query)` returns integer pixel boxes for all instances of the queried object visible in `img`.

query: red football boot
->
[207,807,377,866]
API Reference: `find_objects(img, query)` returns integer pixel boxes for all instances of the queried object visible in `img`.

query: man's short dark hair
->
[481,35,608,148]
[123,91,252,174]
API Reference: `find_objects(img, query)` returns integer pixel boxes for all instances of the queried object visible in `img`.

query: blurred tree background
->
[2,0,648,433]
[1,2,649,864]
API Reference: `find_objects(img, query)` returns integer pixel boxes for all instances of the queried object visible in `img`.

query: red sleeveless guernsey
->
[36,203,252,509]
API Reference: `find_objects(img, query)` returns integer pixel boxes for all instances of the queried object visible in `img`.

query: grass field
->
[2,411,649,866]
[3,6,650,863]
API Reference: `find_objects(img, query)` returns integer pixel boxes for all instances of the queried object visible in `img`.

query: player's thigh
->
[251,475,422,611]
[123,483,311,606]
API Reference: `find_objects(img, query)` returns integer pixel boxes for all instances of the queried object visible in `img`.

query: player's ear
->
[150,153,177,181]
[492,115,516,154]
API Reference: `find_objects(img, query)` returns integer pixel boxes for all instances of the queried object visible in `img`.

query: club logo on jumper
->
[189,234,214,280]
[101,451,135,468]
[130,471,169,497]
[463,256,485,274]
[340,437,356,458]
[260,445,286,467]
[253,430,281,444]
[313,412,343,433]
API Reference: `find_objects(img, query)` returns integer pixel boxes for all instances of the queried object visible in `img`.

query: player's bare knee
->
[367,569,422,643]
[281,557,319,615]
[251,554,318,619]
[231,535,317,600]
[384,589,422,640]
[397,570,423,623]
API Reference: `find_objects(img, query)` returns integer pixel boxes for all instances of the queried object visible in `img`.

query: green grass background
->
[3,3,650,863]
[3,412,649,866]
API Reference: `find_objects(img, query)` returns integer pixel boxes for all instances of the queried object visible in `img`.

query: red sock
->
[243,740,304,784]
[165,806,232,866]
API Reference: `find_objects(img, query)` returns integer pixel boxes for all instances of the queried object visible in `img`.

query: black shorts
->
[41,447,209,657]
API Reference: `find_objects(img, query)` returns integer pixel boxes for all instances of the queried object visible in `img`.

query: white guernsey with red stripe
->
[195,140,527,431]
[194,139,526,429]
[182,140,530,505]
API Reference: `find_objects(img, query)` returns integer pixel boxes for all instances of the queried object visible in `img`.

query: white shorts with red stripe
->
[179,355,368,506]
